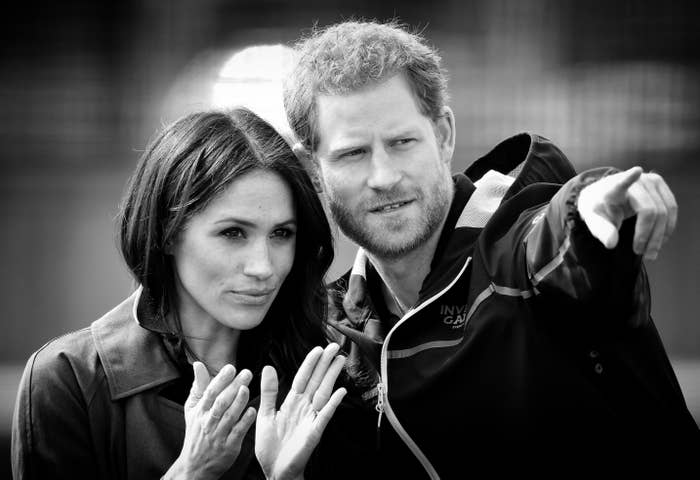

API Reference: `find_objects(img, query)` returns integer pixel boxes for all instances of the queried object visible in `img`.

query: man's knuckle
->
[188,387,202,399]
[638,205,656,216]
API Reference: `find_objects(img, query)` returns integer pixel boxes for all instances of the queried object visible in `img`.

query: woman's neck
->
[175,308,241,374]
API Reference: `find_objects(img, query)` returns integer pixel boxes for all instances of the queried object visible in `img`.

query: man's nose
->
[366,147,401,190]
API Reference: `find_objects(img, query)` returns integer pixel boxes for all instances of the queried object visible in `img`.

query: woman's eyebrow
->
[214,217,297,228]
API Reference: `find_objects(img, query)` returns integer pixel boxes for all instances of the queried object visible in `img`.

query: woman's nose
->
[242,240,274,280]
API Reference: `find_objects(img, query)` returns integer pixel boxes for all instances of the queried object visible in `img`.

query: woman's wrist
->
[163,457,202,480]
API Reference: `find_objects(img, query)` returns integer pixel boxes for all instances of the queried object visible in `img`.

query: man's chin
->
[371,216,413,233]
[361,228,425,259]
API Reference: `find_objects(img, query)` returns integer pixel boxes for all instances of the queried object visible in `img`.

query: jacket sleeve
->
[519,168,700,436]
[11,345,99,479]
[523,167,647,319]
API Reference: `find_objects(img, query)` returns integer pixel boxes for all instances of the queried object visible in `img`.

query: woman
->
[11,108,346,479]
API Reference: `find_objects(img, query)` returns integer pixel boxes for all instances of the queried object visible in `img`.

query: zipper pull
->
[375,382,385,450]
[375,382,385,427]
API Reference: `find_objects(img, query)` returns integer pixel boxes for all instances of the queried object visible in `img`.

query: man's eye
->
[340,148,365,159]
[394,138,416,147]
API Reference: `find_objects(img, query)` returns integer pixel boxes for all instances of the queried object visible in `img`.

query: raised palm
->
[255,344,346,480]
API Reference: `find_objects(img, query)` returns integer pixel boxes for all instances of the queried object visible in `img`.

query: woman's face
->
[171,169,296,334]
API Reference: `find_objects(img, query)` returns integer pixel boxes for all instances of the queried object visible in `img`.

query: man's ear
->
[435,106,456,166]
[293,142,323,193]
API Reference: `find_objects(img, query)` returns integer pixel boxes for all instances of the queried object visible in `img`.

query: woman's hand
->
[166,362,257,480]
[255,343,347,480]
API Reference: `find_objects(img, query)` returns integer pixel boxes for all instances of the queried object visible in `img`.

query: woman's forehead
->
[196,170,296,226]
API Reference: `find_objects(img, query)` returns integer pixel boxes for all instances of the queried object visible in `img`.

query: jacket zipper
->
[375,382,385,449]
[378,256,472,480]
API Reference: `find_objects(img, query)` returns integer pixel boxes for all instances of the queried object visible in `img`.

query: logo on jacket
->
[440,304,468,329]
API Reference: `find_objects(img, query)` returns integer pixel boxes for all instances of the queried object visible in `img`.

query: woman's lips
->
[228,289,275,305]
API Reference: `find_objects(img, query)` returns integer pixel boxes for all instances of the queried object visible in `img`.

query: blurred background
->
[1,0,699,476]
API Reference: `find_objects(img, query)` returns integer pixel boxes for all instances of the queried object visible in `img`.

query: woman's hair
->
[117,108,333,379]
[284,19,449,152]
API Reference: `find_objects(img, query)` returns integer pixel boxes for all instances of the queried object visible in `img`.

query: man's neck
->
[367,220,445,315]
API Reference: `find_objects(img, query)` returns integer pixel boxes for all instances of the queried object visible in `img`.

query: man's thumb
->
[585,214,620,249]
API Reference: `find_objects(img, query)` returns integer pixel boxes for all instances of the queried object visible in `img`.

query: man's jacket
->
[321,133,700,478]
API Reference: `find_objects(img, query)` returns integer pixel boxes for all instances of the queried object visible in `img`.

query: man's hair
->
[117,108,333,377]
[284,19,449,152]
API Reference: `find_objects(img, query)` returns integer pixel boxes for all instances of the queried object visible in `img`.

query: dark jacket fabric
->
[321,133,700,478]
[11,289,263,480]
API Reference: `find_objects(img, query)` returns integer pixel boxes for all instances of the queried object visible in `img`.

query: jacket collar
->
[91,287,180,400]
[426,132,576,294]
[464,132,577,201]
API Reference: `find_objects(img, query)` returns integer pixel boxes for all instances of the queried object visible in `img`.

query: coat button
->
[589,350,599,358]
[594,363,604,374]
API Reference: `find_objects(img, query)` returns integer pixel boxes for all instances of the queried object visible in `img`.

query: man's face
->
[314,74,455,259]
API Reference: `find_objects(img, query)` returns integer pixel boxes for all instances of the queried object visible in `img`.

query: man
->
[284,20,699,477]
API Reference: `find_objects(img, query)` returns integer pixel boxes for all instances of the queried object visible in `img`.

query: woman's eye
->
[272,228,296,239]
[221,227,244,239]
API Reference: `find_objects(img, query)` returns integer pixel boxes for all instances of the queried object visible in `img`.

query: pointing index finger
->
[609,166,643,197]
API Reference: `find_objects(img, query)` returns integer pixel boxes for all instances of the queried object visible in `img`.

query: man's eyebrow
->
[387,127,421,138]
[328,144,365,156]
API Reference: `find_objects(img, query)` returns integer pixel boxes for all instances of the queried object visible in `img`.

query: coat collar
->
[90,287,180,400]
[464,132,577,201]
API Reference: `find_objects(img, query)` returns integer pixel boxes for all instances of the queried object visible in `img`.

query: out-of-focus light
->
[212,44,297,142]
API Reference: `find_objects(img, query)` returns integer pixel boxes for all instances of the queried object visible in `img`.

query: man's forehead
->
[323,121,422,146]
[314,84,431,148]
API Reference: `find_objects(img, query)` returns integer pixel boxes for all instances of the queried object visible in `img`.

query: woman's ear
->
[435,106,456,167]
[164,238,175,256]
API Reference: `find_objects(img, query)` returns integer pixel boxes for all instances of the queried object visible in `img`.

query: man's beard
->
[326,181,453,260]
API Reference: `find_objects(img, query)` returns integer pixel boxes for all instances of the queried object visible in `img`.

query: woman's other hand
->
[166,362,257,480]
[255,343,347,480]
